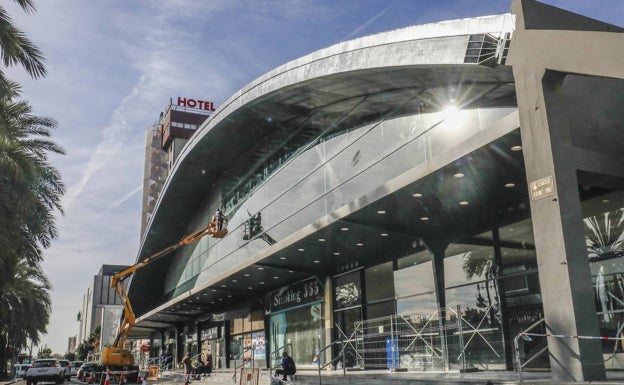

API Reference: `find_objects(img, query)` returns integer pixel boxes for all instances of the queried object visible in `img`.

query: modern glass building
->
[124,0,624,382]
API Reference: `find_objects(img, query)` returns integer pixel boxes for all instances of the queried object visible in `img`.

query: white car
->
[70,361,84,377]
[57,359,71,380]
[15,363,30,378]
[25,359,64,385]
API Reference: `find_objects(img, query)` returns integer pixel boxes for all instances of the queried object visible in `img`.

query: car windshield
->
[34,361,56,368]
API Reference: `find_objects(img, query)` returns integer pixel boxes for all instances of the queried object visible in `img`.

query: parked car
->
[58,359,71,380]
[70,361,84,377]
[14,363,30,378]
[25,358,64,385]
[76,362,101,382]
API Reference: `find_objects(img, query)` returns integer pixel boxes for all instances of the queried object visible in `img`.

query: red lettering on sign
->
[177,97,215,111]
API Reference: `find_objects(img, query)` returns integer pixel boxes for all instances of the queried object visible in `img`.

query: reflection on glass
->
[585,196,624,356]
[365,262,394,303]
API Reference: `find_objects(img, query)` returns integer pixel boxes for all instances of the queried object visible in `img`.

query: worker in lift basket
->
[213,208,226,230]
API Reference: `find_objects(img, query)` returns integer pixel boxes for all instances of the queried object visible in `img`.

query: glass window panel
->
[395,252,434,298]
[584,192,624,351]
[396,292,436,315]
[365,262,394,303]
[445,244,494,288]
[366,300,395,319]
[335,271,362,309]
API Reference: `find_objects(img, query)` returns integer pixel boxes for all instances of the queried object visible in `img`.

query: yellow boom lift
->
[101,220,227,373]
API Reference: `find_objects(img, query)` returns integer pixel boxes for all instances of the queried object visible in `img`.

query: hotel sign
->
[176,97,215,111]
[530,175,555,201]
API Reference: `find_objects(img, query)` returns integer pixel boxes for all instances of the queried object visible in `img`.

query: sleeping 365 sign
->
[266,277,323,313]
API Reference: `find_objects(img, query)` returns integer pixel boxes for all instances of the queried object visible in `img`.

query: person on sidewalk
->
[181,352,193,377]
[274,351,296,381]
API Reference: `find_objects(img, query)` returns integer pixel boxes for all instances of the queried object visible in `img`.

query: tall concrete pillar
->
[425,238,449,370]
[514,69,604,381]
[507,0,624,381]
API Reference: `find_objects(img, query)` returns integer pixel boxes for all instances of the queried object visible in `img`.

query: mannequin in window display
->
[596,266,612,322]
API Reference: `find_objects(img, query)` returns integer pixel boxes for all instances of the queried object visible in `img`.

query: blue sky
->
[6,0,623,355]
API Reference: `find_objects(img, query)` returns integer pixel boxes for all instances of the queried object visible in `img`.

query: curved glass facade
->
[166,104,516,295]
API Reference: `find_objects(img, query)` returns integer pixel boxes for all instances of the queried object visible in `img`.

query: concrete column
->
[425,238,449,370]
[514,68,604,382]
[323,276,334,366]
[507,1,624,380]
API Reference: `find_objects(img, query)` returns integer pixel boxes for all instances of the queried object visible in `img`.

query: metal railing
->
[268,341,293,374]
[513,317,546,383]
[232,347,256,383]
[314,339,346,385]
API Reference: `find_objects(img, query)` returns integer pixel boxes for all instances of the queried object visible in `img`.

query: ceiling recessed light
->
[257,267,264,270]
[459,201,469,206]
[273,276,279,279]
[511,145,522,151]
[314,260,320,263]
[381,233,388,237]
[413,193,423,198]
[232,279,238,283]
[356,243,364,246]
[341,227,349,231]
[377,210,386,214]
[212,289,217,292]
[318,238,326,242]
[333,252,340,256]
[248,286,253,290]
[602,199,610,203]
[454,173,464,178]
[505,183,515,188]
[244,274,250,277]
[260,282,265,285]
[420,217,429,221]
[289,270,294,273]
[280,257,287,260]
[298,248,305,252]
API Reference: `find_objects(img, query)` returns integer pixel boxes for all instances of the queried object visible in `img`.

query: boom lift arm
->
[102,220,227,368]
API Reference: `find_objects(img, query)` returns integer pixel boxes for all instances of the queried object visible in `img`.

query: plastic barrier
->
[514,332,624,384]
[147,366,159,381]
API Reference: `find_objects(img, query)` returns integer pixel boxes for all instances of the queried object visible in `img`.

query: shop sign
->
[201,327,220,340]
[530,175,555,201]
[267,277,323,313]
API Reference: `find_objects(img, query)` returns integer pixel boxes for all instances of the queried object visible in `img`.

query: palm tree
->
[0,0,46,81]
[461,248,501,326]
[0,80,65,287]
[0,259,51,375]
[0,1,63,376]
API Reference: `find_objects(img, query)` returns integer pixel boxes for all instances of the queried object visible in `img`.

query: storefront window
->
[585,193,624,356]
[444,242,505,370]
[269,302,323,369]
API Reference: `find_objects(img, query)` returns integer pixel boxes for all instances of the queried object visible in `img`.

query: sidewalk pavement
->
[4,369,624,385]
[133,368,624,385]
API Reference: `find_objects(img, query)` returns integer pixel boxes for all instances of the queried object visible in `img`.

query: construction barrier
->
[514,332,624,384]
[239,368,259,385]
[147,365,159,380]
